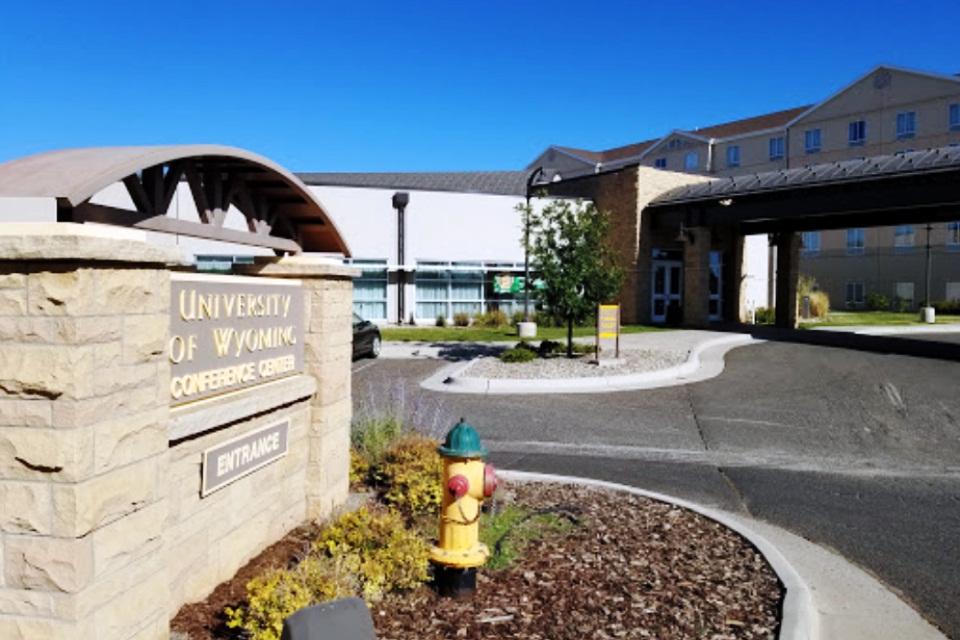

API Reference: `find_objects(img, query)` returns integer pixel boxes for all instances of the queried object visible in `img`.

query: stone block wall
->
[0,225,357,638]
[0,230,175,639]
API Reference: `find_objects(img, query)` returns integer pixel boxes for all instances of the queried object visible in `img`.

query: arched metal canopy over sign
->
[0,145,350,256]
[647,145,960,235]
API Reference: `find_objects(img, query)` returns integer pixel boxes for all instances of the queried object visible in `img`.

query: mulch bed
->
[171,482,782,640]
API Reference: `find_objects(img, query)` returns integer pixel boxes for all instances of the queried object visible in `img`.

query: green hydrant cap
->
[438,418,488,458]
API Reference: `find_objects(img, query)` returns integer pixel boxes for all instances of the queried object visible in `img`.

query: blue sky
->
[1,0,958,172]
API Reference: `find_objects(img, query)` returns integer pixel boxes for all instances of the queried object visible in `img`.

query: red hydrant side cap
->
[484,464,498,498]
[448,474,470,497]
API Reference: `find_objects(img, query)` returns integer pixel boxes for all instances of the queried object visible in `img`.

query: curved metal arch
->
[0,145,350,255]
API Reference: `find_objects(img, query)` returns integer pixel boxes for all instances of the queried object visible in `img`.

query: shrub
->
[932,299,960,315]
[349,449,371,487]
[473,310,509,328]
[500,346,538,363]
[514,340,537,353]
[435,315,447,327]
[866,293,889,311]
[379,434,443,515]
[453,312,470,327]
[316,506,430,601]
[893,296,910,313]
[537,339,562,356]
[225,556,356,640]
[350,415,403,482]
[754,307,776,324]
[511,310,526,325]
[809,291,830,318]
[569,341,596,355]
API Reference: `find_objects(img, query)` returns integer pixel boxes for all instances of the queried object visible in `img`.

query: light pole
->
[923,222,935,323]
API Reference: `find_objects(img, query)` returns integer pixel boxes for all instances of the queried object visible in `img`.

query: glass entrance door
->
[652,260,683,323]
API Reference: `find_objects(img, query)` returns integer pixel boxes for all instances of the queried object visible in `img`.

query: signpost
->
[597,304,620,359]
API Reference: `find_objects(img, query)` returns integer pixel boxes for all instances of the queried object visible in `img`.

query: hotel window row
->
[798,223,960,258]
[805,105,960,154]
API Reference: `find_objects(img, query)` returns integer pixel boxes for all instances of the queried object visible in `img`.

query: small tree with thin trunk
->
[525,198,622,357]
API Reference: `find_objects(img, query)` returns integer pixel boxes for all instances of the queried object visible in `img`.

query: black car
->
[352,312,381,359]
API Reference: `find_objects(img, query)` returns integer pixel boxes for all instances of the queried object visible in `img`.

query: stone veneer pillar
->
[774,232,801,329]
[0,224,181,639]
[682,227,712,328]
[235,256,359,520]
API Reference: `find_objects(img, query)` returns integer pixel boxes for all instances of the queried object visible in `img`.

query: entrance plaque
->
[202,419,289,496]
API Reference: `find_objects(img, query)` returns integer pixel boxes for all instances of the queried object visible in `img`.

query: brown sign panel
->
[201,419,289,496]
[169,274,304,406]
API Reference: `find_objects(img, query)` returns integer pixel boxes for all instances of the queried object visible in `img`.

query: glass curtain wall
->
[349,259,388,320]
[415,261,525,321]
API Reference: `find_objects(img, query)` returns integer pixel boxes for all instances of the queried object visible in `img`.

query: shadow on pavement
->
[432,342,509,361]
[713,324,960,363]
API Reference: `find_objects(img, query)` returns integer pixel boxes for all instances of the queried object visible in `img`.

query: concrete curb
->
[498,470,947,640]
[420,334,755,394]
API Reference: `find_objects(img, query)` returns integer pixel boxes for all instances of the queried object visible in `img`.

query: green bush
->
[537,339,562,356]
[473,310,509,328]
[453,312,470,327]
[316,506,430,601]
[225,556,356,640]
[514,340,537,353]
[893,296,910,313]
[569,341,596,355]
[754,307,776,325]
[511,310,526,325]
[500,346,538,363]
[349,450,371,487]
[932,299,960,314]
[350,415,404,483]
[379,434,443,515]
[866,293,889,311]
[435,315,447,327]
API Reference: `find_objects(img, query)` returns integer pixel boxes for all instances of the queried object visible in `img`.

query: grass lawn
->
[800,310,960,329]
[380,324,667,343]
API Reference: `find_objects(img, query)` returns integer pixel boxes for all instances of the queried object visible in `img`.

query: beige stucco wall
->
[0,224,356,639]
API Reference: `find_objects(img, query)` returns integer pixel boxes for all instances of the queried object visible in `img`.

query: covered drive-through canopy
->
[0,145,350,255]
[646,145,960,234]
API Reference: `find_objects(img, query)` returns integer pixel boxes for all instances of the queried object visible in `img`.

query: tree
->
[524,198,623,357]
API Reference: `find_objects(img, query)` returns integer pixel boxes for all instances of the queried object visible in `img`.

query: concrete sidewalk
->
[417,331,757,394]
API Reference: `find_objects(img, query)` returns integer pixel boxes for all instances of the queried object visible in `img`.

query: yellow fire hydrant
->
[429,418,498,597]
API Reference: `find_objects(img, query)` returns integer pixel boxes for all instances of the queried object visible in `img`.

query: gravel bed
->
[463,348,688,380]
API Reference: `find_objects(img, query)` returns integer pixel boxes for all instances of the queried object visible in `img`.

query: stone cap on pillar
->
[0,222,187,264]
[233,255,361,279]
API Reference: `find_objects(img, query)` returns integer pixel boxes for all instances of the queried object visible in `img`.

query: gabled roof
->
[297,170,537,196]
[552,146,604,163]
[786,64,960,127]
[690,105,812,139]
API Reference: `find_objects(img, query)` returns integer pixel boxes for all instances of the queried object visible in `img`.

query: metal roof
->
[298,170,538,196]
[648,146,960,208]
[0,145,350,255]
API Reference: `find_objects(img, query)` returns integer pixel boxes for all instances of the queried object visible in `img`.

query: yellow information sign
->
[597,304,620,359]
[598,304,620,338]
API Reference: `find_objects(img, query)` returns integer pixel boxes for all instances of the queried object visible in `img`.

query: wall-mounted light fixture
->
[676,223,696,244]
[719,198,734,207]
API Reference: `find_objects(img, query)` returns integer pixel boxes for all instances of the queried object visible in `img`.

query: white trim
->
[640,129,712,158]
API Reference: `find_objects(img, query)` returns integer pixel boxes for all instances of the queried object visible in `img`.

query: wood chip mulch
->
[171,482,782,640]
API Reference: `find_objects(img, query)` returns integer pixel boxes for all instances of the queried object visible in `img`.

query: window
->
[846,281,865,308]
[667,138,684,151]
[895,282,915,309]
[350,259,388,320]
[684,152,699,170]
[894,225,915,251]
[846,228,865,254]
[726,145,740,168]
[654,157,667,169]
[950,104,960,131]
[769,136,785,160]
[804,129,821,154]
[802,231,820,255]
[848,120,867,146]
[896,112,916,139]
[415,262,483,321]
[947,282,960,301]
[947,221,960,247]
